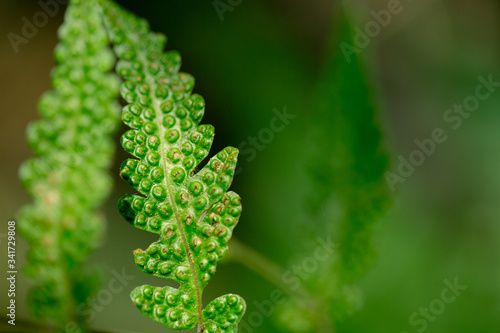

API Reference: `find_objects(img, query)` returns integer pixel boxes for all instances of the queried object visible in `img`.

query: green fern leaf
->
[17,0,120,327]
[99,1,246,331]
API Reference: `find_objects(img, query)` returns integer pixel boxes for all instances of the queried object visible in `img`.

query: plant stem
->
[228,238,306,298]
[228,238,335,333]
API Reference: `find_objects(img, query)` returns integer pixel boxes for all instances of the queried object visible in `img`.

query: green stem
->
[228,238,335,333]
[229,238,304,298]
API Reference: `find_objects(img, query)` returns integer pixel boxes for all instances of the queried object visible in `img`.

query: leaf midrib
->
[99,3,206,327]
[140,51,205,330]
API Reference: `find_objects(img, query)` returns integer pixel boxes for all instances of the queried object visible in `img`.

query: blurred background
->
[1,0,500,332]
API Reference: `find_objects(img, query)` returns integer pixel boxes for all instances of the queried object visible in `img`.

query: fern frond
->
[17,0,120,328]
[99,1,246,331]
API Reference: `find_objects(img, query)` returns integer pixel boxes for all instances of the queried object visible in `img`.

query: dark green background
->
[1,0,500,332]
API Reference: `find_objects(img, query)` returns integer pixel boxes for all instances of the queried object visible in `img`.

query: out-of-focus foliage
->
[2,0,500,332]
[275,5,391,332]
[16,0,120,330]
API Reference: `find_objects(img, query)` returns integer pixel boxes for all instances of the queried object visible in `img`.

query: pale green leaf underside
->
[17,0,120,325]
[99,0,246,331]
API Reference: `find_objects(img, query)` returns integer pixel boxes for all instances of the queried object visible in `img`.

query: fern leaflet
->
[99,1,246,331]
[17,0,120,328]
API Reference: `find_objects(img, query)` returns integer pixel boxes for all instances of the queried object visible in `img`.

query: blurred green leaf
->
[16,0,121,328]
[313,6,391,285]
[276,4,392,331]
